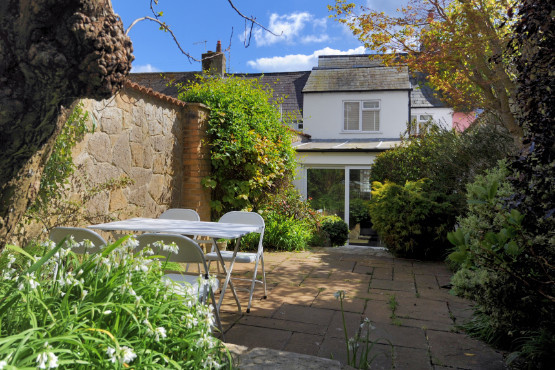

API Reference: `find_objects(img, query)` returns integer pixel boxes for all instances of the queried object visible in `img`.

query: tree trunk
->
[0,0,133,249]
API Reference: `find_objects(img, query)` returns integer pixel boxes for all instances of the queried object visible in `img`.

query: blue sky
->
[112,0,406,74]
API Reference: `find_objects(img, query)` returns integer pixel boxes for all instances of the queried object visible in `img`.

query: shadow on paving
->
[215,246,507,370]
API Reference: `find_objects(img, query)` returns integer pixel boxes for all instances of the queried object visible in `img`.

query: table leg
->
[213,237,242,314]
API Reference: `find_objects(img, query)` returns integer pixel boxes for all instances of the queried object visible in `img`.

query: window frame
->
[342,100,381,133]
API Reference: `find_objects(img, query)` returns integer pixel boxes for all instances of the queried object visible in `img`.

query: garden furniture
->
[88,217,262,313]
[204,211,267,313]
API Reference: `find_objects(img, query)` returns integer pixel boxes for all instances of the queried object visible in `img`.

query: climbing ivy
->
[30,103,93,212]
[178,75,296,217]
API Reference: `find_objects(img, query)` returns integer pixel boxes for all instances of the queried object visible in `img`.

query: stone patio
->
[213,245,507,370]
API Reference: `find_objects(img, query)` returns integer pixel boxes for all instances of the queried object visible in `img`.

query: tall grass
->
[0,236,229,369]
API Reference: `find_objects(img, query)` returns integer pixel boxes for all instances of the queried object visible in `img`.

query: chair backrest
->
[159,208,200,221]
[136,233,207,267]
[218,211,264,229]
[49,227,107,254]
[218,211,265,252]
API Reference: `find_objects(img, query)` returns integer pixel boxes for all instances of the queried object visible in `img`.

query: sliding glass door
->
[305,167,376,245]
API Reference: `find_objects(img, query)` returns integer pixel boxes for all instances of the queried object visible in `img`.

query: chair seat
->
[165,273,219,297]
[205,251,258,263]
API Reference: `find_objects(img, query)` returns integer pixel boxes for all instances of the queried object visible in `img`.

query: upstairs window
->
[343,100,380,132]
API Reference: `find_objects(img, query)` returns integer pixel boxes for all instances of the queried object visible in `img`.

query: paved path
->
[216,246,507,370]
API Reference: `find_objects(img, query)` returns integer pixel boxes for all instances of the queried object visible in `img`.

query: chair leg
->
[209,287,225,341]
[261,253,267,299]
[246,258,260,313]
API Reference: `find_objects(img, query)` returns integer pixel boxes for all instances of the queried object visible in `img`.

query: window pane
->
[362,110,379,131]
[344,102,360,130]
[419,115,432,121]
[363,101,379,109]
[307,169,345,219]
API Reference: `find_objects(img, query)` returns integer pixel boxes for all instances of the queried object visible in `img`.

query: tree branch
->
[125,16,199,62]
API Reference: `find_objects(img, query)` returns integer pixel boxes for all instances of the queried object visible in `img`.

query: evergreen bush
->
[369,180,457,259]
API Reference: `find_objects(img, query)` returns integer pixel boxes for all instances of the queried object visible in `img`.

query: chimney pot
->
[216,41,222,53]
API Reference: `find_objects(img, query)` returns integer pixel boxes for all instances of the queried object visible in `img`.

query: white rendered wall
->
[293,151,379,198]
[411,107,453,129]
[302,91,409,139]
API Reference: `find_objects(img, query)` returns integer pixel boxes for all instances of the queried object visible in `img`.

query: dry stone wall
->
[73,85,211,223]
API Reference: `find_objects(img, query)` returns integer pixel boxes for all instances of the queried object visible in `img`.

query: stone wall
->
[72,84,211,223]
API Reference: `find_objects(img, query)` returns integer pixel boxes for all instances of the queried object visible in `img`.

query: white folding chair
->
[159,208,200,222]
[205,211,267,313]
[49,227,107,254]
[135,233,224,338]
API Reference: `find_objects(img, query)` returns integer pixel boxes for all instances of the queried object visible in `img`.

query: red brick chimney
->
[202,40,226,76]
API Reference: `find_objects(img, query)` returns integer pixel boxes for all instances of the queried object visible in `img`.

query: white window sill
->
[341,131,383,134]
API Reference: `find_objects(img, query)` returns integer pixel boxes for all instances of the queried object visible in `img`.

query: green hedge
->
[369,179,457,259]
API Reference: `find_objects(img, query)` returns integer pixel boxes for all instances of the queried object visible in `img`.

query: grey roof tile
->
[303,66,411,92]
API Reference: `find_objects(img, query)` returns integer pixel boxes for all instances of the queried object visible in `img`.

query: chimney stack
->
[202,40,226,77]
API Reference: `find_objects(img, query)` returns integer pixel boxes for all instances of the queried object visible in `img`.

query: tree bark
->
[0,0,133,248]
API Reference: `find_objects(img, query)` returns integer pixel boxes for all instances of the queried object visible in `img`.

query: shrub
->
[370,124,515,211]
[0,237,228,369]
[321,217,349,247]
[447,161,555,367]
[369,180,457,259]
[178,75,296,218]
[348,198,372,227]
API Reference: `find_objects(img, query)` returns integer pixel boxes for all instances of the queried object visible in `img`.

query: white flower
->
[81,289,88,300]
[154,327,167,342]
[47,352,58,368]
[123,237,140,250]
[0,360,7,369]
[334,290,345,300]
[36,351,58,369]
[120,346,137,364]
[106,347,116,363]
[103,310,112,315]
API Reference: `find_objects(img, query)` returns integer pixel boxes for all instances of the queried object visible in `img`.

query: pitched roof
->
[410,73,446,108]
[303,66,411,93]
[128,71,310,117]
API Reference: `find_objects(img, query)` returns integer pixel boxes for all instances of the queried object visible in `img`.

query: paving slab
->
[221,246,508,370]
[427,330,506,370]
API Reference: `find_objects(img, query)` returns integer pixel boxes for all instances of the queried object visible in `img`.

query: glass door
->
[348,168,377,246]
[306,168,345,219]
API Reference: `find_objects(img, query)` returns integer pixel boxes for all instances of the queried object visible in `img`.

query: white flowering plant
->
[0,236,230,369]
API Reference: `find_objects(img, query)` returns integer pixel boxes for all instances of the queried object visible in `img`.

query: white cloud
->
[131,63,161,73]
[251,12,329,46]
[247,46,367,72]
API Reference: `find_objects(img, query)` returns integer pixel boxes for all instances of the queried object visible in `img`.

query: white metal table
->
[88,217,262,313]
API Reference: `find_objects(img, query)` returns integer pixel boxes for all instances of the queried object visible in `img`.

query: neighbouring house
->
[127,45,461,244]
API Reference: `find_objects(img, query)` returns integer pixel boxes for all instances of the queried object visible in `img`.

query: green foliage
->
[31,103,92,212]
[321,217,349,247]
[0,237,228,368]
[241,186,320,252]
[349,199,371,227]
[369,180,457,259]
[447,161,554,367]
[178,75,296,218]
[370,124,515,211]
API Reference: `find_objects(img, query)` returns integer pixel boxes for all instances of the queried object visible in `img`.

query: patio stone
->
[284,332,324,356]
[272,303,335,326]
[394,296,452,323]
[225,324,291,350]
[369,323,428,350]
[326,310,363,339]
[370,278,417,292]
[221,247,507,369]
[393,346,432,370]
[238,315,327,336]
[311,292,366,313]
[370,266,394,280]
[427,330,505,370]
[363,299,394,324]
